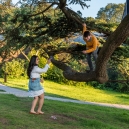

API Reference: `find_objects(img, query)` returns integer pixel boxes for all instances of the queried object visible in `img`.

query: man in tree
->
[122,0,129,19]
[82,23,100,73]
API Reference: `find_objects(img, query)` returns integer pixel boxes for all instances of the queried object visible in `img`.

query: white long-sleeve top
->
[30,64,50,78]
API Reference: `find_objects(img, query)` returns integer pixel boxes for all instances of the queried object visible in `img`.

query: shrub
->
[2,59,25,78]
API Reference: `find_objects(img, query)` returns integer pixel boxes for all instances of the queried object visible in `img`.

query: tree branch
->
[51,57,96,82]
[27,2,58,17]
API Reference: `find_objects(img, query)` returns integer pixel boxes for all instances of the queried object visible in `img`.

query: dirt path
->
[0,84,129,110]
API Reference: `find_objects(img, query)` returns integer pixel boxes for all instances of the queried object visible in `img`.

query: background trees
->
[96,3,124,23]
[0,0,129,85]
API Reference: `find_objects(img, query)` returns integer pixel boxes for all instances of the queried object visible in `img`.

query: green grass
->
[0,78,129,129]
[0,78,129,105]
[0,94,129,129]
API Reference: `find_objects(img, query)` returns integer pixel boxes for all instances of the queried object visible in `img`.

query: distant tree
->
[96,3,125,23]
[86,17,95,21]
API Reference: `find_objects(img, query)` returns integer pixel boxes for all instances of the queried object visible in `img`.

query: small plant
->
[2,58,25,78]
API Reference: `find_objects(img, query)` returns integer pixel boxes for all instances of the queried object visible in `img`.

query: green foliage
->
[84,18,119,35]
[110,45,129,71]
[69,0,90,9]
[0,3,83,60]
[2,59,25,78]
[104,68,121,90]
[125,37,129,45]
[96,3,124,23]
[45,64,65,82]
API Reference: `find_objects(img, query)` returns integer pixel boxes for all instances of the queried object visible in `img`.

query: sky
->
[12,0,126,18]
[68,0,126,18]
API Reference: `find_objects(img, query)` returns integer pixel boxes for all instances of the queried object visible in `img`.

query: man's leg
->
[86,53,93,71]
[91,48,98,70]
[92,48,98,62]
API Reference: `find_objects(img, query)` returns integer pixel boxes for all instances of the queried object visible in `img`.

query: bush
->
[2,59,25,78]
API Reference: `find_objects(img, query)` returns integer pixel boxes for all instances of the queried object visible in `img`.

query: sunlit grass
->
[0,78,129,105]
[0,94,129,129]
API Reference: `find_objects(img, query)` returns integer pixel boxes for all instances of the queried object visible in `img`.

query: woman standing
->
[27,55,51,114]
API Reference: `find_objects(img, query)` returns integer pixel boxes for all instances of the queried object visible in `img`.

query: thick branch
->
[51,57,96,82]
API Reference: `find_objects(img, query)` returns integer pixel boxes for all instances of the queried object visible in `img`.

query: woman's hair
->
[27,55,38,78]
[83,31,91,37]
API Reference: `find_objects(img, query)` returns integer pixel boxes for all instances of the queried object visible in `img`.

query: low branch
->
[20,49,30,61]
[27,2,58,17]
[51,57,97,82]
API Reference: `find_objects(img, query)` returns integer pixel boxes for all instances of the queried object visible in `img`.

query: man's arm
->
[82,23,87,35]
[82,23,87,54]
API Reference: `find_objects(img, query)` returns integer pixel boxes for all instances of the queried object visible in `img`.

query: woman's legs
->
[37,93,44,114]
[30,96,39,113]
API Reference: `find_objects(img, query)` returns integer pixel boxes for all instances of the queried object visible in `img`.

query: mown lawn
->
[0,78,129,105]
[0,94,129,129]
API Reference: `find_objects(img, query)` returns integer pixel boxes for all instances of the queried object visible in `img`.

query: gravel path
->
[0,84,129,110]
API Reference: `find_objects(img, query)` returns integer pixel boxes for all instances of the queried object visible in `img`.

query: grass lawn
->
[0,94,129,129]
[0,78,129,105]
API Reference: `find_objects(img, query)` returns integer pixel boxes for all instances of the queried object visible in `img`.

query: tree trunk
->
[4,73,7,83]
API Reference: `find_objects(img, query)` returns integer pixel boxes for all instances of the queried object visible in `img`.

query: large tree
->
[96,3,125,23]
[0,0,129,83]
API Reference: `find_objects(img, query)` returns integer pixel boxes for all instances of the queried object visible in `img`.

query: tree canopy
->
[0,0,129,83]
[96,3,125,23]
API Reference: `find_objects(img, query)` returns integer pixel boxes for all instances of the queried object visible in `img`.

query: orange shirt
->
[83,26,100,53]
